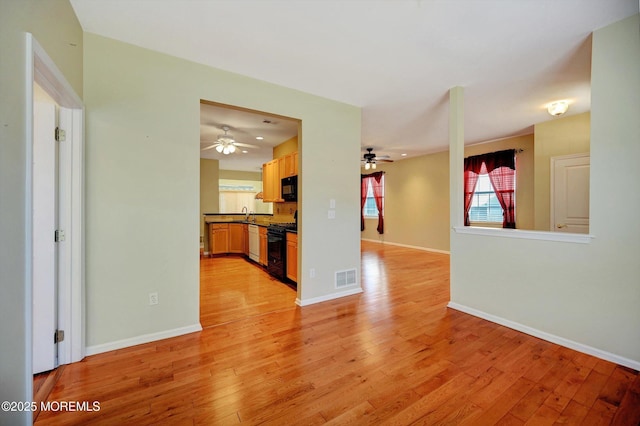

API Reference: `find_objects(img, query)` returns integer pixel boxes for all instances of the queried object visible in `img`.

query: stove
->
[268,222,297,233]
[266,223,297,282]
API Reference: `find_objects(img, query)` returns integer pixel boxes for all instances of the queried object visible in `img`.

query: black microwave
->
[281,176,297,202]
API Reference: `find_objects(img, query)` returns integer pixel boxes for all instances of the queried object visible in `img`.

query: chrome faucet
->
[242,206,249,221]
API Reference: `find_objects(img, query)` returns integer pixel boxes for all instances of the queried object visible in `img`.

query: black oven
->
[267,226,286,281]
[267,223,297,285]
[281,176,297,202]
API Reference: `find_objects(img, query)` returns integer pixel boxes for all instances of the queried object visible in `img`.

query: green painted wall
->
[0,1,83,423]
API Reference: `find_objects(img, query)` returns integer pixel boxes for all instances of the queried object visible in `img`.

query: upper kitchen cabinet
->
[262,158,281,202]
[262,151,298,203]
[284,151,298,178]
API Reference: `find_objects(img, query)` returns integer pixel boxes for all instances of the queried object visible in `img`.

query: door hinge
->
[55,127,66,142]
[54,229,65,242]
[54,330,64,344]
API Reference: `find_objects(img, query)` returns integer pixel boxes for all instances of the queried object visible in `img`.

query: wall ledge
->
[448,302,640,371]
[453,226,595,244]
[85,323,203,356]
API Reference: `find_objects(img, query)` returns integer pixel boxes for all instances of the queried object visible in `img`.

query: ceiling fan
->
[362,147,393,170]
[201,126,258,155]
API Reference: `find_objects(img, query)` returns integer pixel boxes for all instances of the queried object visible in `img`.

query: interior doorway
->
[550,153,590,234]
[198,100,300,328]
[26,33,85,384]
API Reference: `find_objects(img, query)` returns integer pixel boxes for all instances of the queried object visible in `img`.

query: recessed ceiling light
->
[242,150,248,153]
[401,153,407,157]
[256,136,264,140]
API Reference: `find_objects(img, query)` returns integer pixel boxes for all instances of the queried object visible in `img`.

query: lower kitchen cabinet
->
[209,224,229,255]
[286,232,297,283]
[259,226,268,266]
[228,223,244,254]
[242,224,249,256]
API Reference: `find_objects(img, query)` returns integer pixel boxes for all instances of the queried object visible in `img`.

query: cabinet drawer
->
[211,223,229,230]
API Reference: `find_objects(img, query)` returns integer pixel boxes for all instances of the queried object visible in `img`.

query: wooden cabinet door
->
[286,232,297,282]
[259,227,268,266]
[243,224,249,255]
[210,224,229,255]
[262,161,271,201]
[228,224,244,253]
[284,152,298,177]
[272,159,282,202]
[263,160,281,202]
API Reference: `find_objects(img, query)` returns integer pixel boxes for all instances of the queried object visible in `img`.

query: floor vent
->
[335,269,357,288]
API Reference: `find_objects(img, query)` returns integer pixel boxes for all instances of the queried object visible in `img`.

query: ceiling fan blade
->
[200,142,220,151]
[234,142,260,149]
[374,155,390,159]
[377,159,394,163]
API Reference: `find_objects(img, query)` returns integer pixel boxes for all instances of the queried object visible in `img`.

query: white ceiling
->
[70,0,638,170]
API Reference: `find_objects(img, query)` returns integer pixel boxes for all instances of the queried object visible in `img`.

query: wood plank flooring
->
[36,242,640,425]
[199,255,296,328]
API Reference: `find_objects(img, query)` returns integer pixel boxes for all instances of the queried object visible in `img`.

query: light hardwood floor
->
[36,242,640,425]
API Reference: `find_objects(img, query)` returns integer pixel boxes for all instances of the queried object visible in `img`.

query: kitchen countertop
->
[206,220,269,227]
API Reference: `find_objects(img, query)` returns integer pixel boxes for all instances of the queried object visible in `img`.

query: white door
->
[551,154,590,234]
[32,99,58,374]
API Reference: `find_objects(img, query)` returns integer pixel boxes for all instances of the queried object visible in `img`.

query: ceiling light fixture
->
[217,126,237,155]
[256,136,264,140]
[547,100,569,116]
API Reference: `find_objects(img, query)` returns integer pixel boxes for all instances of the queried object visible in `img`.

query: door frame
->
[25,33,85,372]
[549,152,590,233]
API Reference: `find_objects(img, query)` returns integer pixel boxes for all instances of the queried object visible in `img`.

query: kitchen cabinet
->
[243,224,249,256]
[286,232,297,283]
[262,151,298,203]
[209,224,229,255]
[262,159,281,202]
[259,226,268,266]
[229,223,244,254]
[284,151,298,178]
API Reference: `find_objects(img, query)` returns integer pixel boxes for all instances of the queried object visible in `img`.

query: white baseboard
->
[85,323,203,356]
[447,302,640,371]
[361,238,450,255]
[296,287,363,307]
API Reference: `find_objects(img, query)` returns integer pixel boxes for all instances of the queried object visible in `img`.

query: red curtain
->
[361,172,385,234]
[370,172,385,234]
[360,175,370,231]
[464,170,480,226]
[464,149,516,228]
[487,166,516,228]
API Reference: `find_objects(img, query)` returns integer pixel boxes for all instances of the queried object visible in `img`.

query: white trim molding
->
[361,238,450,255]
[296,287,363,307]
[26,33,86,368]
[85,324,203,356]
[453,226,595,244]
[448,302,640,371]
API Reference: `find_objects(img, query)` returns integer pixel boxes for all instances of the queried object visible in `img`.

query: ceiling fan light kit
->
[547,100,569,116]
[362,147,392,169]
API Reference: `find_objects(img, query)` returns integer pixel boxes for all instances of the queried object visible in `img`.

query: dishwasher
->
[248,224,259,262]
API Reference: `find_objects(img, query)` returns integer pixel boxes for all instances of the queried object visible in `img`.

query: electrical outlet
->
[149,292,158,306]
[310,268,316,278]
